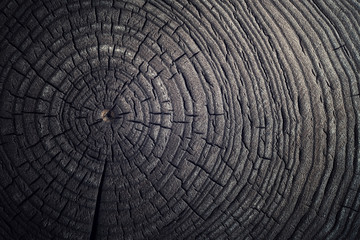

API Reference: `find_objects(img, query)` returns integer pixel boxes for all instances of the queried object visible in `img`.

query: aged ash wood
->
[0,0,359,239]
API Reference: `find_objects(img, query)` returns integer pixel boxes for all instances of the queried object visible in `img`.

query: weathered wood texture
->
[0,0,359,239]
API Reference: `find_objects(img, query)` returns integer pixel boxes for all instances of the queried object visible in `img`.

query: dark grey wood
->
[0,0,359,239]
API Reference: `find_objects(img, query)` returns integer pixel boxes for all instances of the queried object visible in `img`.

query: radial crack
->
[90,162,107,240]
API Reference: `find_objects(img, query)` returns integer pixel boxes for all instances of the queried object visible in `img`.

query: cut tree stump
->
[0,0,359,239]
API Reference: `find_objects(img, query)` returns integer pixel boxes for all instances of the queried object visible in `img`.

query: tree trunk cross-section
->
[0,0,359,239]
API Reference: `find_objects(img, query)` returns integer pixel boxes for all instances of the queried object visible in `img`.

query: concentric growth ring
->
[0,0,359,239]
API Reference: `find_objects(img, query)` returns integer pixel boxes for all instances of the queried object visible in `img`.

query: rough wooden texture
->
[0,0,359,239]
